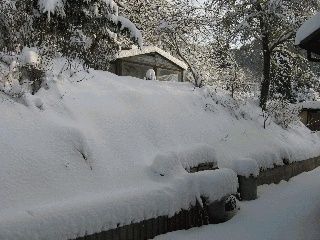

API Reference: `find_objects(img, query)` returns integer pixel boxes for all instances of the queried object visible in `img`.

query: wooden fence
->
[74,201,211,240]
[73,162,234,240]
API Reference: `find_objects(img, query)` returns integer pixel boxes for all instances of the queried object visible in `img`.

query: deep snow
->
[1,62,320,239]
[156,167,320,240]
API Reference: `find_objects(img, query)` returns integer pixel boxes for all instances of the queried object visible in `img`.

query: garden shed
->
[295,12,320,62]
[110,46,188,82]
[299,101,320,131]
[296,14,320,131]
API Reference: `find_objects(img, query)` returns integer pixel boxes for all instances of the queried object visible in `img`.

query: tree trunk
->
[260,46,271,110]
[254,1,272,111]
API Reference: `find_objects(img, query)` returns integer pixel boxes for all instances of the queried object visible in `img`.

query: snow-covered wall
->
[1,61,320,239]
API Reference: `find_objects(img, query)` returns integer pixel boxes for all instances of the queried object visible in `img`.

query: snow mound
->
[21,47,40,66]
[1,58,320,239]
[0,169,238,240]
[232,158,259,177]
[151,144,217,176]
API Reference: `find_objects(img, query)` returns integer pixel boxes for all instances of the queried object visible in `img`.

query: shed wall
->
[299,110,308,125]
[111,52,185,82]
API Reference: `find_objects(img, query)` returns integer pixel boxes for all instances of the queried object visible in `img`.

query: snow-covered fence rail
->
[73,202,207,240]
[72,196,236,240]
[257,156,320,185]
[69,147,237,240]
[238,156,320,201]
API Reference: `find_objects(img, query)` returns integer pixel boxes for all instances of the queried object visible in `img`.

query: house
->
[295,13,320,62]
[296,14,320,131]
[110,46,188,82]
[299,101,320,131]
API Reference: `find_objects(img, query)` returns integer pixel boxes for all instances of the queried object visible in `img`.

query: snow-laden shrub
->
[0,48,46,98]
[34,0,143,70]
[0,0,142,74]
[203,86,247,120]
[263,98,301,129]
[145,69,156,80]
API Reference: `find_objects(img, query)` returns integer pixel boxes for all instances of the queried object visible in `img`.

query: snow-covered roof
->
[298,101,320,110]
[117,46,188,70]
[295,12,320,45]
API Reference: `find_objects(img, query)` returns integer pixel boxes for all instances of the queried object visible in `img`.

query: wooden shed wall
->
[111,53,185,82]
[300,109,320,131]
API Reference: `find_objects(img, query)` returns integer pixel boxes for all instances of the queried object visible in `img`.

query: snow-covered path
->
[156,167,320,240]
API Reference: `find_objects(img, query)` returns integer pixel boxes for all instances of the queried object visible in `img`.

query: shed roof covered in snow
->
[110,46,188,82]
[298,101,320,110]
[117,46,188,70]
[295,13,320,60]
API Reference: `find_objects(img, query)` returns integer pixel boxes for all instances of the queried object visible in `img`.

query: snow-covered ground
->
[156,167,320,240]
[1,61,320,239]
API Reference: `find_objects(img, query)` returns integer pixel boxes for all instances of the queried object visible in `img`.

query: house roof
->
[298,101,320,110]
[117,46,188,70]
[295,13,320,56]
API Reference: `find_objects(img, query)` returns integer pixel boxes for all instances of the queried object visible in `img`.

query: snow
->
[232,158,259,177]
[21,47,40,66]
[295,12,320,45]
[108,15,143,48]
[146,69,157,80]
[1,59,320,239]
[298,100,320,110]
[151,144,217,176]
[38,0,64,19]
[118,46,188,70]
[37,0,143,47]
[0,169,237,240]
[156,166,320,240]
[105,0,119,16]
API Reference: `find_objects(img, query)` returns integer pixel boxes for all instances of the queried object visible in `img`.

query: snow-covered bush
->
[270,48,319,103]
[0,47,47,97]
[0,0,142,76]
[263,98,301,129]
[34,0,142,70]
[204,86,247,120]
[145,69,156,81]
[0,62,24,98]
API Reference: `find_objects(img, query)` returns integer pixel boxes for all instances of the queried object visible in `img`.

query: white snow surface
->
[156,167,320,240]
[21,47,40,66]
[1,61,320,239]
[298,100,320,110]
[295,12,320,45]
[232,158,259,178]
[150,145,217,176]
[38,0,64,16]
